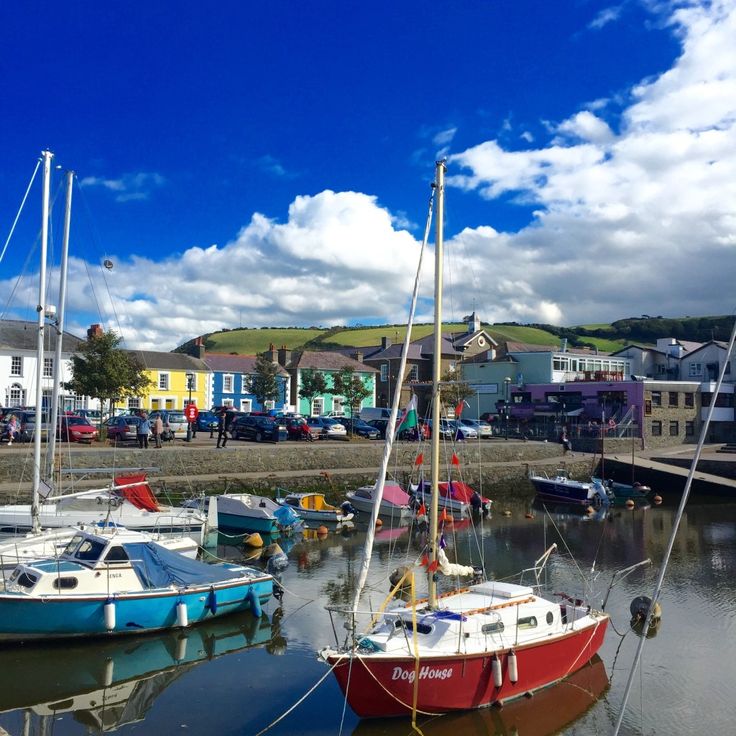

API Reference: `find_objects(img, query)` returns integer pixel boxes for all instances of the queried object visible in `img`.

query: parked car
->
[283,416,321,441]
[11,410,49,442]
[339,417,381,439]
[425,419,453,440]
[230,415,286,442]
[306,416,347,440]
[57,415,98,443]
[105,415,146,444]
[448,420,478,440]
[76,408,102,424]
[367,419,413,440]
[147,410,188,440]
[196,410,219,433]
[458,418,491,438]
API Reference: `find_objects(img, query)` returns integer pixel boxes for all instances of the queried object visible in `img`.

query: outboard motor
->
[341,501,357,517]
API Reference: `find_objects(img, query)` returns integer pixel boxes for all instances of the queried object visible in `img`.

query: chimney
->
[381,336,391,350]
[277,346,288,366]
[353,351,364,363]
[194,336,205,359]
[87,323,103,340]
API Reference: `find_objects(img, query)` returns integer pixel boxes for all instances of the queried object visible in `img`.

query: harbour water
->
[0,492,735,735]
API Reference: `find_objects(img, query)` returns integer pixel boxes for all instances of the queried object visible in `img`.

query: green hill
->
[174,315,734,357]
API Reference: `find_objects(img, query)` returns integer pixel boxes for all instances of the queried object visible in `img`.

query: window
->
[43,357,54,378]
[128,397,141,409]
[481,621,505,635]
[105,546,129,563]
[409,365,419,382]
[186,373,196,391]
[239,398,251,412]
[223,374,234,393]
[9,383,24,406]
[651,391,661,407]
[688,363,703,377]
[517,616,537,630]
[158,372,170,390]
[686,421,695,436]
[333,397,345,415]
[242,374,250,392]
[668,392,678,407]
[10,356,22,376]
[684,393,694,408]
[669,420,679,436]
[222,399,234,408]
[53,576,79,590]
[312,398,324,416]
[651,420,662,437]
[264,400,275,410]
[644,400,652,416]
[380,364,388,382]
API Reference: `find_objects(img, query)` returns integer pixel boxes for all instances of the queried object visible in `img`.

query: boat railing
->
[518,543,558,590]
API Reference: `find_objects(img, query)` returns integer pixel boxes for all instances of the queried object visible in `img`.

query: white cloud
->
[445,0,736,327]
[589,4,625,30]
[80,172,165,202]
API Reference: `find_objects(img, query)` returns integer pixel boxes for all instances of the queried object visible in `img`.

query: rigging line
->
[0,158,41,266]
[613,313,736,736]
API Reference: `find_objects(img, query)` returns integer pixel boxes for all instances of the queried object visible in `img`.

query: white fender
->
[104,599,116,631]
[508,650,518,683]
[103,658,114,687]
[492,655,503,688]
[176,601,189,628]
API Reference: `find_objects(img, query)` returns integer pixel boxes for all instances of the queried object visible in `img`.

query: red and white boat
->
[320,161,609,718]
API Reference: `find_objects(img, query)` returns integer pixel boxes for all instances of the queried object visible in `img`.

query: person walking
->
[138,413,151,449]
[4,415,18,446]
[216,408,228,448]
[153,414,164,448]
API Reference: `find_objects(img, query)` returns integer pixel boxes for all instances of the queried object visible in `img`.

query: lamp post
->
[504,377,511,440]
[185,373,194,442]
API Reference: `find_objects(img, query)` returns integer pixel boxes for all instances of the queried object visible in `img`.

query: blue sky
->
[1,1,734,350]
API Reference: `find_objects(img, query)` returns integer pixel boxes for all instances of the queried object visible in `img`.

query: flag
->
[414,452,424,466]
[451,453,460,466]
[455,399,467,418]
[396,395,418,435]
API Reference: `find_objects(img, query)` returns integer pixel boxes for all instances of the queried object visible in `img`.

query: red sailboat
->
[320,161,609,718]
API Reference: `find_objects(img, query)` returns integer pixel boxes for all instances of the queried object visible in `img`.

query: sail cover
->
[115,474,161,512]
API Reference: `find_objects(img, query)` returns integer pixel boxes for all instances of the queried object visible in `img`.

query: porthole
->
[53,576,79,590]
[546,611,554,625]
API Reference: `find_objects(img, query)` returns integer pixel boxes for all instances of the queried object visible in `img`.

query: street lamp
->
[185,373,194,442]
[504,377,511,440]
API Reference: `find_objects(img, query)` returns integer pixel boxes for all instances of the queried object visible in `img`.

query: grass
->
[206,328,326,354]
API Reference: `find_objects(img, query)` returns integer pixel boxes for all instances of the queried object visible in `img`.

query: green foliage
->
[247,353,281,407]
[440,369,475,409]
[298,369,328,403]
[330,367,372,420]
[65,331,153,418]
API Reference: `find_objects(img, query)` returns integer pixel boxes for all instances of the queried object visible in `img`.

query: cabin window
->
[517,616,537,630]
[62,534,85,556]
[546,611,554,625]
[105,546,129,563]
[74,539,106,562]
[481,621,505,635]
[53,576,79,590]
[17,572,38,589]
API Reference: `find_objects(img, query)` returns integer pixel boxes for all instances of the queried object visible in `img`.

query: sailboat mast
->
[32,150,53,533]
[46,170,73,479]
[428,159,445,609]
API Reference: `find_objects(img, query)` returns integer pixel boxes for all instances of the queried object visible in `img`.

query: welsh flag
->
[396,395,418,435]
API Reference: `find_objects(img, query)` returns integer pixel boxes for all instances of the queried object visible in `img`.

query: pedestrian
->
[153,414,164,448]
[560,429,571,454]
[138,413,151,449]
[216,408,228,448]
[4,415,18,446]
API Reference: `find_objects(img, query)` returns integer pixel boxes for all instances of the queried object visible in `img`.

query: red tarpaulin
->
[114,473,160,512]
[438,481,491,505]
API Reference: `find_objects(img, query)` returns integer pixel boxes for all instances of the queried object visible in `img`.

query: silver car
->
[459,418,492,438]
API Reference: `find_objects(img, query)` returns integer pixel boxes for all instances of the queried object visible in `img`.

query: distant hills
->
[174,315,735,357]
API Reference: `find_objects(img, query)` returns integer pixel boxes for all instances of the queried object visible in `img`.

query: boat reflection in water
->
[0,609,281,732]
[351,655,609,736]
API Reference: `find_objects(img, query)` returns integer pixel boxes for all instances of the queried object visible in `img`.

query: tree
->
[440,368,475,414]
[65,331,152,429]
[248,353,282,409]
[330,367,372,429]
[298,369,328,415]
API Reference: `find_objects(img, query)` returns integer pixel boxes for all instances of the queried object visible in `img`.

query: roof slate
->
[126,350,209,372]
[204,352,289,376]
[288,351,377,372]
[0,319,85,352]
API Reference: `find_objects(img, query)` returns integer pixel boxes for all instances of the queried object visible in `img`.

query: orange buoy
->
[653,495,662,505]
[375,518,383,529]
[585,506,595,515]
[317,525,328,537]
[244,533,264,548]
[625,499,635,509]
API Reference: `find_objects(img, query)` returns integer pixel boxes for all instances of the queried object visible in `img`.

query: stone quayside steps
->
[0,442,574,501]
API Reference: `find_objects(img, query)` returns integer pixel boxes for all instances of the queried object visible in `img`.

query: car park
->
[283,416,321,441]
[367,419,415,440]
[105,415,146,444]
[448,420,478,440]
[339,417,381,439]
[230,415,286,442]
[57,415,98,443]
[76,408,102,424]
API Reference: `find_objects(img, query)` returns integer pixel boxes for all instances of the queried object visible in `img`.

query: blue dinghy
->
[0,526,274,642]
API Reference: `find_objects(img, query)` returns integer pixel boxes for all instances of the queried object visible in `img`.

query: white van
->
[358,407,392,423]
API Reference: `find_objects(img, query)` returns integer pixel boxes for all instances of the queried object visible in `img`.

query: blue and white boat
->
[204,493,302,535]
[529,469,610,507]
[0,526,274,642]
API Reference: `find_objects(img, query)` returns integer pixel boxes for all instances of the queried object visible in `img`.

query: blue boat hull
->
[531,479,594,506]
[218,511,279,535]
[0,577,274,642]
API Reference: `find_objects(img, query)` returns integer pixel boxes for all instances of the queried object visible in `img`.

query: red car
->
[57,415,99,443]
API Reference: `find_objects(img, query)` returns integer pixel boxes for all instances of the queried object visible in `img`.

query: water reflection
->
[0,610,279,733]
[351,655,608,736]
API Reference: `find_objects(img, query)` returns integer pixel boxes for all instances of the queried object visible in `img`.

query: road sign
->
[184,404,199,422]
